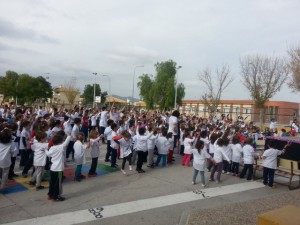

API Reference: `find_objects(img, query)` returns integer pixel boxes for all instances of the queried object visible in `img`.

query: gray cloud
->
[0,18,59,44]
[0,0,299,102]
[0,42,42,55]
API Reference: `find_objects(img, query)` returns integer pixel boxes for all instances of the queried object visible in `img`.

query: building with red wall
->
[180,100,300,125]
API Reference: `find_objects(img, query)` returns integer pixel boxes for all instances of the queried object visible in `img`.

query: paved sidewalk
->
[0,146,297,225]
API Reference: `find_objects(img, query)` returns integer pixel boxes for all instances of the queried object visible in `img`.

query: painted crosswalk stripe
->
[3,181,265,225]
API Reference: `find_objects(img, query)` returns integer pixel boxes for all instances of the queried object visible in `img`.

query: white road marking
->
[3,181,265,225]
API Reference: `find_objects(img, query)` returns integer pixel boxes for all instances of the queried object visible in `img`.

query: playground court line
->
[3,181,265,225]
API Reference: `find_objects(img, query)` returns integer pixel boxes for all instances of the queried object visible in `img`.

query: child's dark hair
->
[167,132,173,139]
[35,131,47,142]
[64,115,69,121]
[161,128,168,137]
[111,123,118,131]
[39,121,49,132]
[217,138,224,147]
[20,120,31,131]
[0,128,12,144]
[119,120,125,126]
[183,129,191,139]
[129,123,135,129]
[210,133,219,144]
[232,136,240,144]
[107,119,114,126]
[200,130,208,138]
[195,140,204,153]
[57,130,66,136]
[52,134,64,145]
[122,131,131,139]
[268,140,276,148]
[222,137,230,146]
[74,118,81,124]
[138,127,146,135]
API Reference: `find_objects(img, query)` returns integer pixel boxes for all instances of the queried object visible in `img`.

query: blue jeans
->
[193,169,205,185]
[263,167,275,187]
[75,165,82,178]
[156,154,167,167]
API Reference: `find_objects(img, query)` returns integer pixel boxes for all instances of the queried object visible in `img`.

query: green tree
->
[16,74,53,105]
[82,84,107,105]
[137,74,155,109]
[0,71,52,104]
[0,70,19,101]
[138,60,185,110]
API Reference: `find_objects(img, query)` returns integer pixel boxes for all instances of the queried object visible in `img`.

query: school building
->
[179,100,300,125]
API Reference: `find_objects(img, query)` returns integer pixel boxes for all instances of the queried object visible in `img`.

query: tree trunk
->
[259,107,264,129]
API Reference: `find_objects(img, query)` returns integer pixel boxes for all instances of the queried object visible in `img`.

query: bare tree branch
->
[63,78,80,106]
[287,45,300,92]
[240,54,289,127]
[240,54,289,108]
[198,65,233,116]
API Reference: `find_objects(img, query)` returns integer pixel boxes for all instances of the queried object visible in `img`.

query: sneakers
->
[192,181,195,185]
[80,175,86,179]
[29,181,36,186]
[74,177,81,182]
[53,196,65,202]
[216,180,220,183]
[129,166,132,171]
[209,178,214,182]
[226,172,231,175]
[137,169,145,173]
[201,184,206,187]
[121,169,126,175]
[47,195,53,200]
[88,174,97,177]
[36,186,45,191]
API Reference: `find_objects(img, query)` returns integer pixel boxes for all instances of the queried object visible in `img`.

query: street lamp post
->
[174,66,182,109]
[132,65,144,105]
[102,74,111,107]
[92,72,97,108]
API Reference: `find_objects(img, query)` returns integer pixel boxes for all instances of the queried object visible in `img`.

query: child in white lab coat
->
[0,127,13,193]
[74,132,86,182]
[30,131,49,190]
[191,140,212,187]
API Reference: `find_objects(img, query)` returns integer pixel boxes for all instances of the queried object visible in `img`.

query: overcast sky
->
[0,0,299,102]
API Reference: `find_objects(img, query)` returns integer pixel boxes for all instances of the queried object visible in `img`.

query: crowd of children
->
[0,104,293,201]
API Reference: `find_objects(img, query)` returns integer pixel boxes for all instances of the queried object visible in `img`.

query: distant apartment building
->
[180,100,300,125]
[50,86,82,107]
